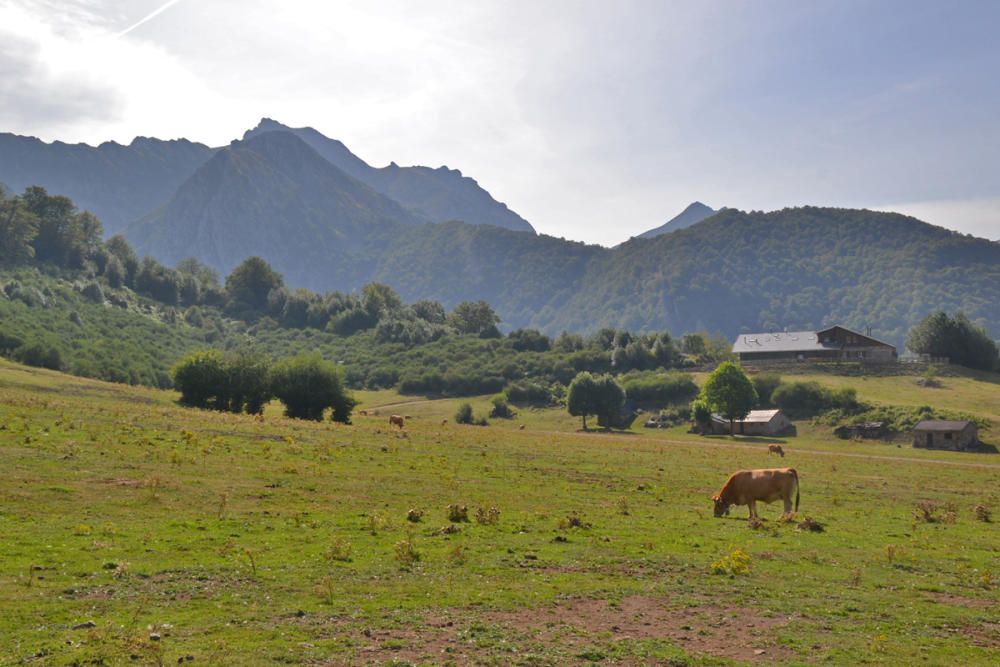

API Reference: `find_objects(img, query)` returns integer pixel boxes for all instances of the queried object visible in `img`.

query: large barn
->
[733,325,897,364]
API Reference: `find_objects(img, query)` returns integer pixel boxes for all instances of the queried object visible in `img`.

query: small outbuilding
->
[710,409,795,436]
[912,420,979,451]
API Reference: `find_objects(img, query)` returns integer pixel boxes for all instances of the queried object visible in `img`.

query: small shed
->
[711,409,794,436]
[912,420,978,451]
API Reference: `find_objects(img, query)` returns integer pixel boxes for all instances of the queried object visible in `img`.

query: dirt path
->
[537,429,1000,471]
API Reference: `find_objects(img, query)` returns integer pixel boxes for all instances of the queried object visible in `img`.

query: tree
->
[226,351,272,414]
[22,186,102,268]
[412,299,446,324]
[172,350,228,409]
[225,257,284,315]
[105,235,140,287]
[269,353,355,422]
[135,256,181,305]
[567,372,599,430]
[700,362,757,435]
[449,300,501,337]
[567,371,624,430]
[906,311,999,371]
[0,189,39,264]
[362,283,403,319]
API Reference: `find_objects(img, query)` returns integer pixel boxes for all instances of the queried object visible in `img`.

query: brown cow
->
[712,468,799,519]
[441,419,448,426]
[389,415,405,429]
[767,443,785,457]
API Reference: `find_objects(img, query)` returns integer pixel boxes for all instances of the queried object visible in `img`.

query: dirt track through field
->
[548,429,1000,471]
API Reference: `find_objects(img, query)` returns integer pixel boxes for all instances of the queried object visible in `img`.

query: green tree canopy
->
[269,353,355,422]
[0,188,38,264]
[448,300,501,338]
[700,361,757,435]
[567,371,625,430]
[906,311,999,371]
[225,256,284,315]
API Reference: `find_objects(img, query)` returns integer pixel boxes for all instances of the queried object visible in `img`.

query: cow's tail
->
[792,468,800,512]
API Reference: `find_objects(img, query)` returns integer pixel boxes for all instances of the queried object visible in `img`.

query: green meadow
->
[1,360,999,665]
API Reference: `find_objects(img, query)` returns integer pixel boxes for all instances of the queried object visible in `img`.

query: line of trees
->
[906,311,999,372]
[172,350,355,422]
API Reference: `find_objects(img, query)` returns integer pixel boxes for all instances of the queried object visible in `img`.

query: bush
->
[752,373,782,407]
[14,341,63,370]
[80,281,104,303]
[505,380,555,406]
[270,353,355,422]
[489,394,514,419]
[455,402,474,425]
[772,381,859,418]
[621,371,698,409]
[172,350,228,409]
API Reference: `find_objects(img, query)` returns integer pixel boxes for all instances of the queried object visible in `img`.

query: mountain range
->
[3,121,1000,342]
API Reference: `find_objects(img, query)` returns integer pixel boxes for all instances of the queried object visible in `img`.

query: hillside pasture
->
[1,360,999,665]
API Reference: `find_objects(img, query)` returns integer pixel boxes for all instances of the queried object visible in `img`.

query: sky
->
[1,0,998,245]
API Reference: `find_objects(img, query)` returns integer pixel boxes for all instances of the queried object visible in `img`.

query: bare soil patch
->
[309,595,796,665]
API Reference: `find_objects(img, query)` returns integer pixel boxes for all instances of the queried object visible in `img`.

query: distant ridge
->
[243,119,535,233]
[637,201,716,239]
[0,133,213,234]
[126,131,425,280]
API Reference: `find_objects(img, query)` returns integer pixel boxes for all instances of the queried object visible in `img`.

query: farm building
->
[711,409,794,436]
[912,420,979,451]
[733,325,897,364]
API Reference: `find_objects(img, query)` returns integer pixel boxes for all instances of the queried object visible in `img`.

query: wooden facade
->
[733,325,897,364]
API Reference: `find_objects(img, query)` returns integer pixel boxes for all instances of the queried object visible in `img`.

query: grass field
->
[2,360,999,665]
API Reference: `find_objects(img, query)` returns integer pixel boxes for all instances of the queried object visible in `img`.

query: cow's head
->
[711,494,731,518]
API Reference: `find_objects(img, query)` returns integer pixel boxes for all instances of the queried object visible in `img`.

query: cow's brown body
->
[389,415,405,429]
[712,468,799,519]
[768,444,785,457]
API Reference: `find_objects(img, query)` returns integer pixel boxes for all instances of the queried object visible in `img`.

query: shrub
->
[172,350,228,409]
[710,548,751,576]
[621,371,698,409]
[80,281,104,303]
[505,380,555,406]
[752,373,782,407]
[772,381,860,418]
[14,342,63,370]
[447,504,469,522]
[270,353,355,422]
[489,394,514,419]
[455,402,474,425]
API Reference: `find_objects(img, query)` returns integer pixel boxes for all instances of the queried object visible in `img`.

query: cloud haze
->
[0,0,997,245]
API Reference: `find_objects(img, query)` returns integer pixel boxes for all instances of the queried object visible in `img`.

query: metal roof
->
[711,409,784,424]
[732,325,896,354]
[732,331,825,354]
[913,420,974,432]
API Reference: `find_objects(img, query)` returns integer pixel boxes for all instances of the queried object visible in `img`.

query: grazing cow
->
[518,424,526,430]
[389,415,405,429]
[712,468,799,519]
[441,419,448,426]
[767,443,785,457]
[358,409,369,417]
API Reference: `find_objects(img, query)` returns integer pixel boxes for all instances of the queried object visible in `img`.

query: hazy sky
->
[1,0,998,245]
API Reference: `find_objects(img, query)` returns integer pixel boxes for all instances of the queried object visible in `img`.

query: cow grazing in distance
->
[712,468,799,520]
[389,415,405,429]
[518,424,526,430]
[441,419,448,426]
[767,443,785,457]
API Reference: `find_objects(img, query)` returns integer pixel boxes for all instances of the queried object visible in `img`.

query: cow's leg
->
[783,496,793,515]
[748,501,757,520]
